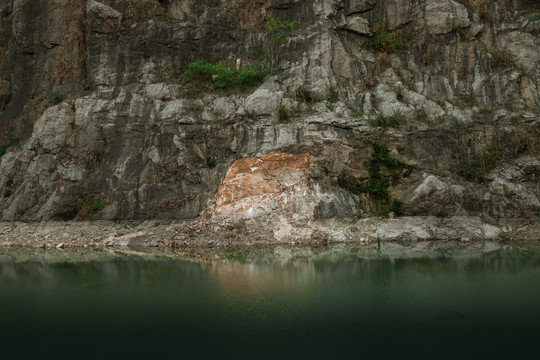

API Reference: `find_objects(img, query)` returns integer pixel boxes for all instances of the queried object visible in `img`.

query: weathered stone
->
[425,0,470,35]
[87,0,122,33]
[345,0,376,15]
[405,175,465,216]
[342,16,372,35]
[0,0,538,242]
[244,89,283,116]
[213,152,314,218]
[385,0,415,30]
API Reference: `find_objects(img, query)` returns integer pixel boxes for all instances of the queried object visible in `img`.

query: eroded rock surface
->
[0,0,539,242]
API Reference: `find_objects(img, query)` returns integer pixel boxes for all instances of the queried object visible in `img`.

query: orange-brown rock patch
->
[213,152,311,217]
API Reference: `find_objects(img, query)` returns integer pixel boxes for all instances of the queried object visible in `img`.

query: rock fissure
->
[0,0,539,243]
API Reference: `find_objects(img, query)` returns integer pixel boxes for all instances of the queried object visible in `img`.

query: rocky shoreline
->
[1,216,538,250]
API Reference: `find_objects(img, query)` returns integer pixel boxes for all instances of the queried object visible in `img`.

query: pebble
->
[56,243,65,249]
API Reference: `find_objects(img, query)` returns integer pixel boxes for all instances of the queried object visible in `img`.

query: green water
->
[1,242,540,359]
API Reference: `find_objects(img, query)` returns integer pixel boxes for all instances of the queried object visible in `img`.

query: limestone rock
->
[342,16,372,35]
[425,0,470,35]
[385,0,415,30]
[345,0,376,15]
[0,0,538,235]
[87,0,122,34]
[244,89,283,116]
[406,175,465,216]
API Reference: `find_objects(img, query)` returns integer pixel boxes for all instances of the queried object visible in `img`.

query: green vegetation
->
[180,17,293,94]
[365,141,406,199]
[86,148,104,172]
[390,199,405,216]
[372,18,398,52]
[0,136,19,158]
[43,91,65,105]
[76,190,106,218]
[278,105,291,123]
[458,125,540,182]
[191,102,202,112]
[264,17,294,71]
[326,103,335,111]
[451,24,466,37]
[338,137,411,217]
[206,156,216,168]
[296,85,313,104]
[345,102,363,117]
[182,60,267,93]
[369,110,408,127]
[529,14,540,22]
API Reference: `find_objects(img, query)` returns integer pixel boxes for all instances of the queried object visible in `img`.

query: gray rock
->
[244,89,283,116]
[342,16,372,35]
[87,0,122,24]
[345,0,376,15]
[425,0,470,35]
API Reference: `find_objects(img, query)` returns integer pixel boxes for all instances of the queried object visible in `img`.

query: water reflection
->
[1,241,539,359]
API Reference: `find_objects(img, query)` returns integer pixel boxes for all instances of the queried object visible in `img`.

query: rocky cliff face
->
[0,0,539,241]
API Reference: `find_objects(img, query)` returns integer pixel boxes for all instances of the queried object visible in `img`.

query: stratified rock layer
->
[0,0,539,242]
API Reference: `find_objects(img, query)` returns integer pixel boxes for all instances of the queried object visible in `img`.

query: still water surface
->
[1,242,540,359]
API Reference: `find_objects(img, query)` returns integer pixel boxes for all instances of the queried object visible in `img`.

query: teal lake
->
[1,241,539,359]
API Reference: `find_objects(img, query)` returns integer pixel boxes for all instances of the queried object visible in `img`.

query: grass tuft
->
[182,60,267,93]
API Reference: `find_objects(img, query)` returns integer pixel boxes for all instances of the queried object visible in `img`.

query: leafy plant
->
[182,59,267,93]
[352,109,363,117]
[390,199,405,216]
[264,17,294,71]
[372,18,398,52]
[76,190,106,218]
[338,138,411,217]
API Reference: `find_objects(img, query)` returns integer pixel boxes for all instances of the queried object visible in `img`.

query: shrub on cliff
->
[182,60,267,93]
[265,17,294,71]
[372,18,398,52]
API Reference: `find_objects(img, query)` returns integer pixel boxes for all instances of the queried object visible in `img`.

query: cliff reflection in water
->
[1,241,540,359]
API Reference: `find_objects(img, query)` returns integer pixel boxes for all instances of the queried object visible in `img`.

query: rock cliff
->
[0,0,539,242]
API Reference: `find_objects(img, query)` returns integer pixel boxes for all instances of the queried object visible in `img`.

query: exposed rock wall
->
[0,0,538,240]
